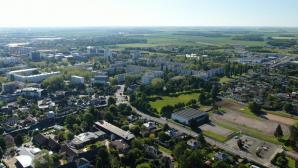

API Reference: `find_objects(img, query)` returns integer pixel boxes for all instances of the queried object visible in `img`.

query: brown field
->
[211,112,290,136]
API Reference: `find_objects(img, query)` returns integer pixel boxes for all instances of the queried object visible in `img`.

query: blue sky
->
[0,0,297,27]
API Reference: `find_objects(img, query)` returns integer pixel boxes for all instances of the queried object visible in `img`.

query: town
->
[0,27,297,168]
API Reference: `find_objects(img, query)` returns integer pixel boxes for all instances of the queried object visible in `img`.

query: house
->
[187,139,200,149]
[171,108,209,126]
[15,155,32,168]
[110,140,130,153]
[143,122,156,130]
[32,133,61,152]
[213,152,230,161]
[70,131,106,149]
[95,121,135,141]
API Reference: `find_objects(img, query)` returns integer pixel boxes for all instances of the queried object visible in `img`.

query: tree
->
[283,103,294,113]
[210,84,219,99]
[83,112,94,129]
[248,101,261,114]
[96,147,111,168]
[0,147,3,159]
[151,78,165,91]
[237,139,244,149]
[274,124,284,139]
[104,112,114,123]
[125,148,143,167]
[197,133,206,145]
[33,150,54,168]
[108,97,116,106]
[289,123,298,148]
[173,141,187,161]
[199,92,206,105]
[161,105,174,118]
[14,134,23,147]
[180,149,205,168]
[136,163,151,168]
[0,136,6,151]
[42,75,65,92]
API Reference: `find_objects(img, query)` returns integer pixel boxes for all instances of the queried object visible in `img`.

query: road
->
[269,55,298,68]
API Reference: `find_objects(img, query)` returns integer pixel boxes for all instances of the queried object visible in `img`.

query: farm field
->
[149,93,200,113]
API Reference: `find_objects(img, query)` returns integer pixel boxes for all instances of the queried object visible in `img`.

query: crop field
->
[115,32,267,48]
[149,92,200,113]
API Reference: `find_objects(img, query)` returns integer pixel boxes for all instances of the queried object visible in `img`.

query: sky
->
[0,0,298,27]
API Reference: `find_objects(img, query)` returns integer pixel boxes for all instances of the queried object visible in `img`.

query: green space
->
[219,76,233,84]
[158,145,173,155]
[202,130,230,142]
[287,157,296,168]
[149,92,200,113]
[214,119,283,145]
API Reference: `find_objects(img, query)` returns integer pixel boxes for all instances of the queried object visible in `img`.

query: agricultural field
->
[149,92,200,113]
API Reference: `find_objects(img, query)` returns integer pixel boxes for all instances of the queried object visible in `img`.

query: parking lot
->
[225,135,282,163]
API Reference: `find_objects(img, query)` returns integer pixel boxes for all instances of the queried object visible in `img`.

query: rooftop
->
[95,121,135,141]
[173,108,207,120]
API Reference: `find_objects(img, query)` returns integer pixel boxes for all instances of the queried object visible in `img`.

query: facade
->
[7,68,60,83]
[86,46,97,55]
[1,81,23,94]
[16,87,44,98]
[71,75,85,85]
[171,108,209,126]
[92,75,108,85]
[30,51,41,62]
[141,71,164,85]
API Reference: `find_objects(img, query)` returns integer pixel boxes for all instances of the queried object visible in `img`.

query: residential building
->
[7,68,60,83]
[92,75,108,85]
[95,120,135,141]
[141,71,164,85]
[16,87,44,98]
[70,131,106,149]
[71,75,85,85]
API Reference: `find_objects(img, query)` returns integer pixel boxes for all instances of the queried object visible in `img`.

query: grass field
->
[149,93,200,113]
[203,130,230,142]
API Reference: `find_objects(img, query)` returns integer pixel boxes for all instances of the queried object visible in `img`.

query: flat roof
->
[15,155,32,167]
[95,121,135,141]
[173,108,207,120]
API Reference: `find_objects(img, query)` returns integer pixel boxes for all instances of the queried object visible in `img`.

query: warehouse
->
[171,108,209,125]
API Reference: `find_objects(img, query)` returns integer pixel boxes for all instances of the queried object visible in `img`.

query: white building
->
[7,68,60,83]
[71,75,85,85]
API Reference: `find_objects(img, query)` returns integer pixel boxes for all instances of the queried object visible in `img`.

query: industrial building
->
[171,108,209,126]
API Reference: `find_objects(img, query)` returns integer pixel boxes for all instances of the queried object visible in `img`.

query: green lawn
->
[287,157,296,168]
[203,130,230,142]
[158,145,173,155]
[149,93,200,113]
[219,76,233,84]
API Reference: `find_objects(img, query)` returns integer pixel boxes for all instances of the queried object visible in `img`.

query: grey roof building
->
[171,108,209,125]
